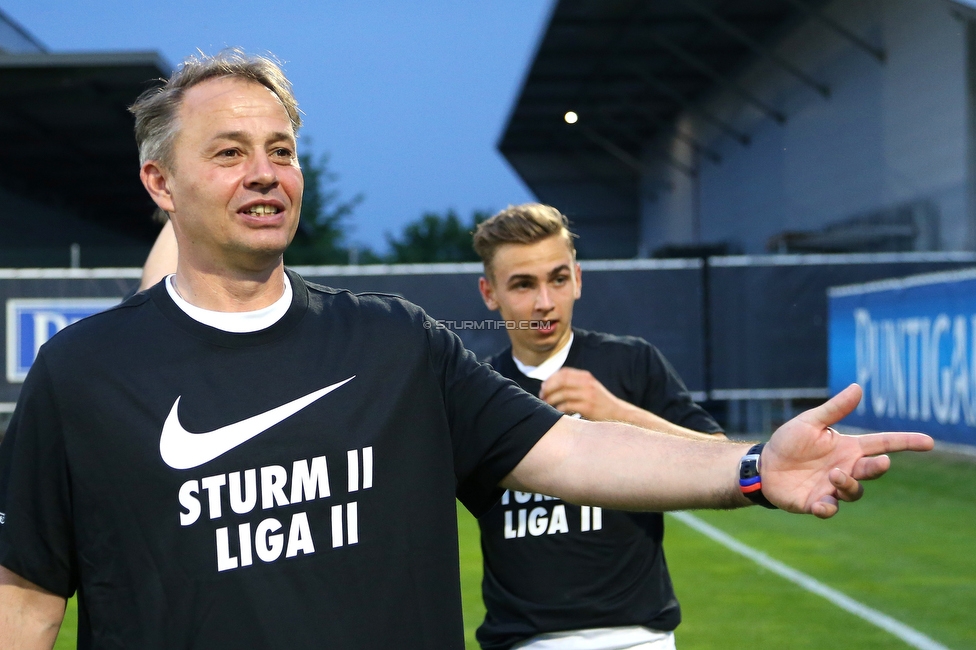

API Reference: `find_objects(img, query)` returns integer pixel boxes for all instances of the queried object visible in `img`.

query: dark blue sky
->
[4,1,552,253]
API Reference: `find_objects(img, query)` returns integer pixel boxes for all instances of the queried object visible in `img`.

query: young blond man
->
[473,204,722,650]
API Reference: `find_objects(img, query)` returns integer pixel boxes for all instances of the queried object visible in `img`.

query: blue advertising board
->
[5,298,120,383]
[828,268,976,445]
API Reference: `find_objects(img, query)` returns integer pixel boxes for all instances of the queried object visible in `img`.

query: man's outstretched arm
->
[0,565,66,650]
[503,384,933,518]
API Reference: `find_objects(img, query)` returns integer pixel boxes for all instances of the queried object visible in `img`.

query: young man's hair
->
[473,203,577,279]
[128,48,302,169]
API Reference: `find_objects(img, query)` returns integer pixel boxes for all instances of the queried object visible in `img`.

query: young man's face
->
[141,76,304,274]
[479,234,582,366]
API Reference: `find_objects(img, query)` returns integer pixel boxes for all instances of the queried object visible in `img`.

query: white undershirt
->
[164,274,292,333]
[512,333,574,381]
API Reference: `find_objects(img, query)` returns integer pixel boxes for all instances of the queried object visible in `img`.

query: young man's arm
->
[139,219,178,291]
[539,367,724,439]
[0,566,66,650]
[503,384,932,518]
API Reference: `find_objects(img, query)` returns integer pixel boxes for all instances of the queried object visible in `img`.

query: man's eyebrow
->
[505,273,537,285]
[546,264,571,279]
[210,131,296,145]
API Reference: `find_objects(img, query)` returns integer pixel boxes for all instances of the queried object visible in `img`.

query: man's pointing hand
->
[761,383,934,518]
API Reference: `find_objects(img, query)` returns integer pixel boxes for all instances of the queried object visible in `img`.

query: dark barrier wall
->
[708,255,976,399]
[4,254,975,412]
[303,260,706,388]
[302,270,507,360]
[0,261,707,411]
[566,263,706,391]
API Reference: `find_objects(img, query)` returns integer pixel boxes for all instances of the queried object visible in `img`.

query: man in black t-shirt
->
[0,50,933,649]
[473,204,723,649]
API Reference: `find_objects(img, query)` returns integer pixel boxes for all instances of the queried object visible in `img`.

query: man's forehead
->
[494,238,575,280]
[179,77,293,132]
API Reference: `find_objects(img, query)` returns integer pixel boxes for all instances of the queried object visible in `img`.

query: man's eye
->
[272,148,295,159]
[552,276,568,286]
[218,149,240,158]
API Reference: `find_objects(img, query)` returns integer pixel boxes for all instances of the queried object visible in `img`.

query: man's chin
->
[530,332,563,353]
[226,244,288,273]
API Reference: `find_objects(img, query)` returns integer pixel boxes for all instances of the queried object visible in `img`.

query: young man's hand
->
[539,368,627,421]
[541,367,723,440]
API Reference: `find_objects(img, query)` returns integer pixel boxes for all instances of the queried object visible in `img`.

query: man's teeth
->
[246,205,279,215]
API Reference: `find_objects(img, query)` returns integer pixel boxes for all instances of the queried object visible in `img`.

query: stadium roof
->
[498,0,883,255]
[0,49,171,243]
[0,6,44,54]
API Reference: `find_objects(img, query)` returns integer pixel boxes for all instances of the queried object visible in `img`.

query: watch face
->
[739,444,763,480]
[738,444,777,509]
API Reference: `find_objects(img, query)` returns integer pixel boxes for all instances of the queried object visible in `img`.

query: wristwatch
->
[739,443,778,509]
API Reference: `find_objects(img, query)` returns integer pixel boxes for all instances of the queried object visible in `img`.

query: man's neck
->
[172,262,287,312]
[512,331,574,375]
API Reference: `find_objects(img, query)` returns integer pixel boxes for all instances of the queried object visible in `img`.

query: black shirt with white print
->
[0,270,562,649]
[477,329,722,650]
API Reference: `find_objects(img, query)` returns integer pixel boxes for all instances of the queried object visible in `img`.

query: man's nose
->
[244,152,279,189]
[535,286,555,312]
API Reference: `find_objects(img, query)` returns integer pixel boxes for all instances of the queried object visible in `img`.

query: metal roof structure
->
[0,6,44,54]
[498,0,882,257]
[0,51,171,244]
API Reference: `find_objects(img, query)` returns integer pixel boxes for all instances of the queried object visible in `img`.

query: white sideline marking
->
[669,512,950,650]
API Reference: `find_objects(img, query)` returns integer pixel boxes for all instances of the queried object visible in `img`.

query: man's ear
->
[140,161,176,213]
[478,276,499,311]
[574,262,583,300]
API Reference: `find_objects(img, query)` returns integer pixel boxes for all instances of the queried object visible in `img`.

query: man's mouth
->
[243,204,283,216]
[537,320,557,334]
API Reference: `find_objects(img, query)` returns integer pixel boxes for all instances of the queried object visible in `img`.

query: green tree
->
[385,209,489,263]
[284,151,369,265]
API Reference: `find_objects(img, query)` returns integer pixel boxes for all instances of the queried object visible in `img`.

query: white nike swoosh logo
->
[160,376,355,470]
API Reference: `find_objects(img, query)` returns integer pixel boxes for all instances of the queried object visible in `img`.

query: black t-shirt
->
[477,329,721,650]
[0,270,562,649]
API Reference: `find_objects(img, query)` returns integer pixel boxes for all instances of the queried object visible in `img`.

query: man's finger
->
[541,387,568,407]
[802,383,862,427]
[828,467,864,502]
[856,432,934,456]
[811,496,838,519]
[539,372,571,400]
[851,454,890,480]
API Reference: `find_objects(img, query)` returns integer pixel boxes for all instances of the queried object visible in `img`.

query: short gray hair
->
[129,48,302,169]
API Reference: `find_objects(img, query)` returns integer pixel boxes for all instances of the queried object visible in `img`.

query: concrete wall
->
[641,0,973,255]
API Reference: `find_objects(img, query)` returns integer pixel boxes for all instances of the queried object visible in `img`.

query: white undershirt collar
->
[164,274,293,333]
[512,332,574,381]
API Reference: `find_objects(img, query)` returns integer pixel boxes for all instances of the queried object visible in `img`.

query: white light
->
[564,111,578,124]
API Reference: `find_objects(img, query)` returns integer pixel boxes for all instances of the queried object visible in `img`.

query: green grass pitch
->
[53,451,975,649]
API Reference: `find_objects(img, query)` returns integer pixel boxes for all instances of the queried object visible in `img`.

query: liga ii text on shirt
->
[500,490,603,539]
[176,447,373,572]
